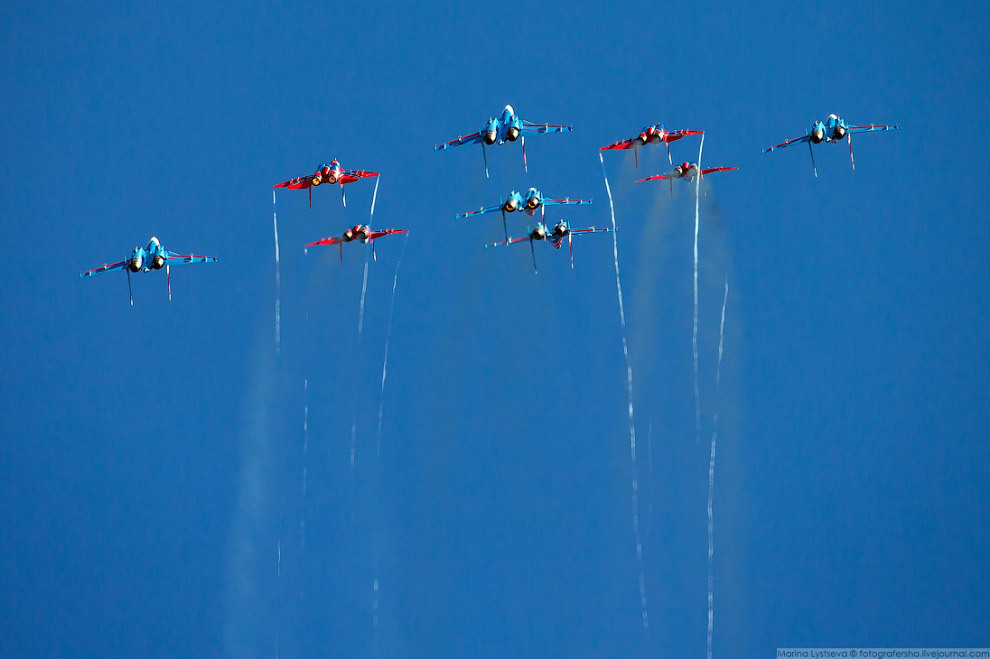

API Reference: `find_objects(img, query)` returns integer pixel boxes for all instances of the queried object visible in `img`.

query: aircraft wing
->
[434,132,483,151]
[568,226,613,236]
[164,252,218,265]
[667,129,705,140]
[305,235,344,247]
[762,135,810,153]
[700,166,739,176]
[520,121,573,135]
[368,229,409,241]
[543,198,592,207]
[340,170,380,184]
[634,172,674,182]
[484,235,532,248]
[79,260,128,278]
[549,226,612,249]
[273,174,316,190]
[456,204,503,219]
[846,123,898,135]
[599,138,640,151]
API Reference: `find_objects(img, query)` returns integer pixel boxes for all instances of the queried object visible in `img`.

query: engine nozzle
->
[552,222,568,237]
[506,126,520,142]
[483,130,497,145]
[150,254,166,270]
[504,198,519,212]
[128,256,143,272]
[833,125,846,140]
[532,225,547,240]
[811,127,825,144]
[311,175,322,187]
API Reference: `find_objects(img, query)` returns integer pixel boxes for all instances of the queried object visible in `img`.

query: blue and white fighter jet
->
[763,114,898,176]
[456,187,592,242]
[485,219,612,273]
[435,105,572,177]
[79,236,218,305]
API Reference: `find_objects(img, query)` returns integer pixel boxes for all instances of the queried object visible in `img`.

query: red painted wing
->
[599,138,638,151]
[305,235,343,247]
[700,167,739,176]
[274,174,316,190]
[368,229,409,242]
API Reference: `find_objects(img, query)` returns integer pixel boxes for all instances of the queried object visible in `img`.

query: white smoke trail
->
[369,175,380,224]
[646,422,654,530]
[273,190,281,355]
[706,278,728,659]
[351,256,371,467]
[358,256,370,337]
[693,133,705,444]
[376,233,409,456]
[373,576,380,631]
[301,377,308,552]
[275,532,282,659]
[599,152,649,633]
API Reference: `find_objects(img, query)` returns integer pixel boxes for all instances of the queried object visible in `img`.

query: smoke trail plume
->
[599,152,650,633]
[301,377,308,552]
[350,255,372,467]
[706,278,728,659]
[693,133,705,444]
[358,257,370,337]
[369,175,380,225]
[273,191,281,355]
[377,233,409,456]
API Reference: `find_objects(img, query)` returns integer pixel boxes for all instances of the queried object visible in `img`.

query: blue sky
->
[1,1,988,657]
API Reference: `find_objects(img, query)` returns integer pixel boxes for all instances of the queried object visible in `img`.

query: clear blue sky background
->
[1,1,987,657]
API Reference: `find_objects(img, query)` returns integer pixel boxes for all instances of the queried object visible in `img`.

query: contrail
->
[369,175,380,225]
[693,133,706,444]
[358,256,370,337]
[646,422,654,532]
[273,191,281,355]
[599,152,650,633]
[706,278,728,659]
[351,256,371,467]
[301,378,308,553]
[377,232,409,456]
[275,531,282,659]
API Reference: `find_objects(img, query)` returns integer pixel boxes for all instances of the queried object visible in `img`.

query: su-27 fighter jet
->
[636,162,739,197]
[485,219,613,274]
[599,124,704,167]
[456,187,592,242]
[305,224,408,263]
[79,236,218,306]
[273,159,379,208]
[435,105,573,178]
[762,114,898,177]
